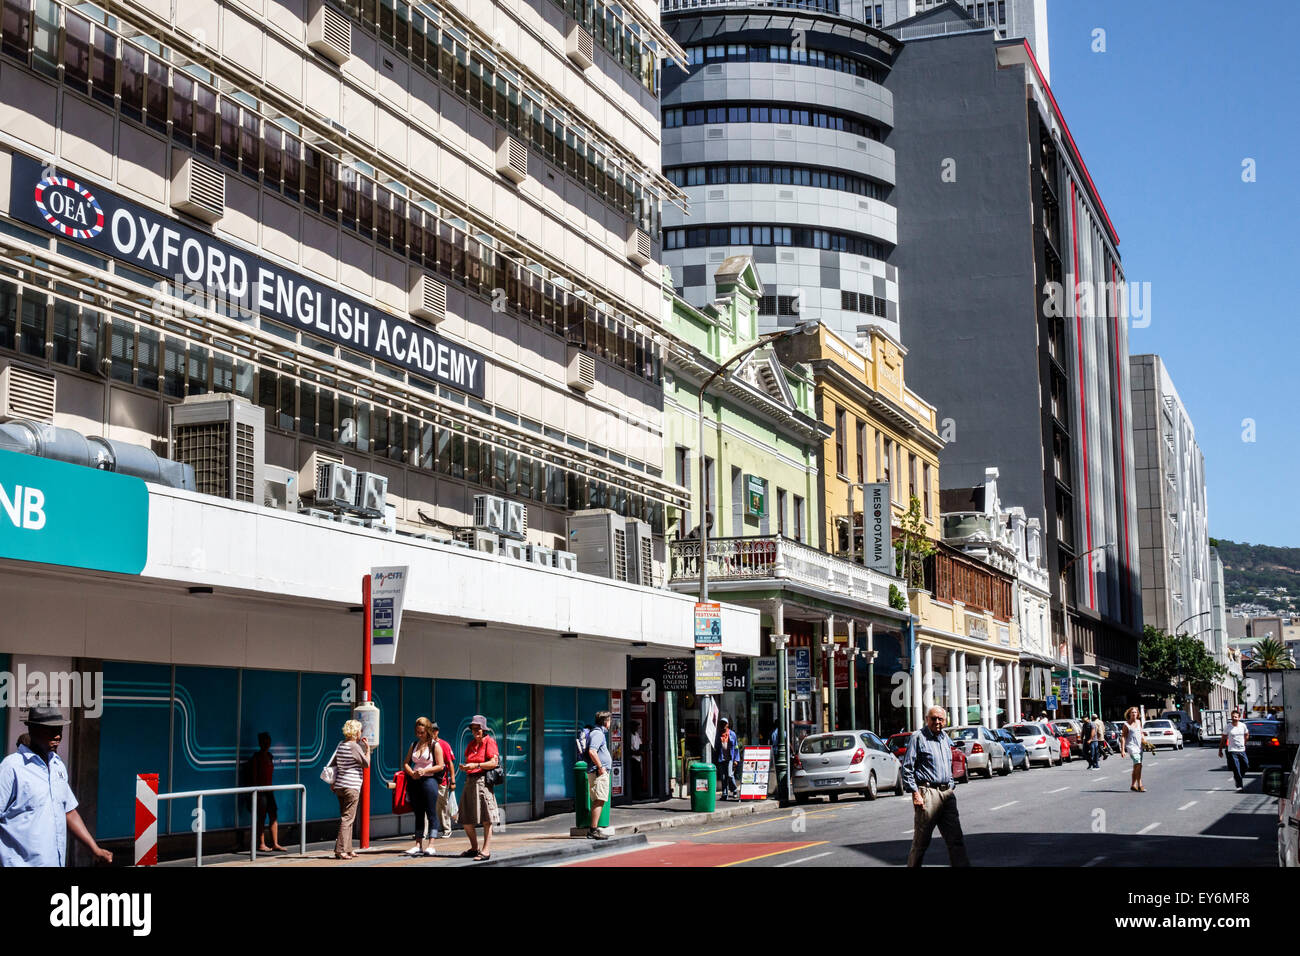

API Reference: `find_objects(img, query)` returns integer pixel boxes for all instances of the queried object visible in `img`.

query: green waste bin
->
[573,762,611,830]
[689,762,717,813]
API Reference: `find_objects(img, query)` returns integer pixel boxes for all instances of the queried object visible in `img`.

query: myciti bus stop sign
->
[0,447,149,574]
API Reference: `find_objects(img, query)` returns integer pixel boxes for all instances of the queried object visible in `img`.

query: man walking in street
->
[0,706,113,867]
[1084,715,1102,769]
[901,706,970,867]
[431,722,456,838]
[1218,710,1250,792]
[586,711,613,840]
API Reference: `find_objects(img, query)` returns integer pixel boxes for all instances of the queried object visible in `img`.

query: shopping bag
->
[392,772,412,814]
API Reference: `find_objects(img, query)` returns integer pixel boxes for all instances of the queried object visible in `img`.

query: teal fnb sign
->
[0,448,149,574]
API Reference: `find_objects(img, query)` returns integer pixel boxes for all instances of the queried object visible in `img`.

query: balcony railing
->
[669,535,897,607]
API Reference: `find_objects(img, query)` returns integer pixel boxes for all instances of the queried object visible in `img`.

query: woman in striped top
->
[330,719,371,859]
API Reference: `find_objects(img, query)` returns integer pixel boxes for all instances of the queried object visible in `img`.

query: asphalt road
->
[565,745,1280,867]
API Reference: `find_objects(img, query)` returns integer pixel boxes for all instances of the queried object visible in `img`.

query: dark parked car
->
[1161,711,1202,744]
[1245,720,1289,770]
[1103,721,1124,755]
[996,727,1031,771]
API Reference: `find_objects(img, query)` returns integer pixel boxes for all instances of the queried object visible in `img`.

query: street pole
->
[773,631,790,803]
[867,623,876,733]
[360,573,372,850]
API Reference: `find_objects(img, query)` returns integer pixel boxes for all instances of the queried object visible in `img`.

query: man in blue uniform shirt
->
[0,705,113,867]
[900,706,970,867]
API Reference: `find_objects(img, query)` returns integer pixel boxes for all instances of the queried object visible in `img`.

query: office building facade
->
[884,14,1143,707]
[658,0,903,346]
[0,0,770,855]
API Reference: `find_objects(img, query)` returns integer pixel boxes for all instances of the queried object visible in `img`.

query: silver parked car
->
[945,725,1012,778]
[1006,722,1062,766]
[1143,719,1184,750]
[793,730,904,803]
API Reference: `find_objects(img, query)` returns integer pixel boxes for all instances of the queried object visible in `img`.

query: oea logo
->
[34,175,105,239]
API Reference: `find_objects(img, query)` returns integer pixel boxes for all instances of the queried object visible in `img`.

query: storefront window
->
[543,685,577,801]
[504,683,531,806]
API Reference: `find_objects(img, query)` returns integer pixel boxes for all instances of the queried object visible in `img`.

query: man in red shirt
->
[253,732,286,852]
[431,722,456,838]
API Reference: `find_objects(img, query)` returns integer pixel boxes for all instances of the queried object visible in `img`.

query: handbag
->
[320,744,341,786]
[392,770,412,814]
[483,738,505,788]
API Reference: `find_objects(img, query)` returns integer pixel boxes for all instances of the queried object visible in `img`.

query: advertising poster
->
[694,602,722,647]
[695,650,724,694]
[610,690,624,797]
[369,566,409,665]
[740,746,772,800]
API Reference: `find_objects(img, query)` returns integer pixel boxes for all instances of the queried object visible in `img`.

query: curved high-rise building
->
[659,1,902,348]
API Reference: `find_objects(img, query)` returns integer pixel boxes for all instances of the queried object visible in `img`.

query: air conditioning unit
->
[171,155,225,223]
[625,518,655,587]
[566,345,595,393]
[566,20,595,69]
[495,131,528,185]
[299,449,344,500]
[307,0,351,65]
[0,364,56,423]
[626,228,652,267]
[566,509,628,582]
[352,471,388,517]
[409,272,448,323]
[527,544,554,568]
[454,528,501,555]
[316,461,357,508]
[169,394,265,504]
[501,539,526,562]
[503,499,527,540]
[554,550,578,572]
[473,493,506,533]
[264,465,299,512]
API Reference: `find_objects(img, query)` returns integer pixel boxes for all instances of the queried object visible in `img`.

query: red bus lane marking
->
[564,841,825,868]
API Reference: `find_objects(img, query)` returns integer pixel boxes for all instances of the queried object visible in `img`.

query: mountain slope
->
[1211,538,1300,611]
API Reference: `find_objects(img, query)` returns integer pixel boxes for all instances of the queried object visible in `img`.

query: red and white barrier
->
[134,773,158,866]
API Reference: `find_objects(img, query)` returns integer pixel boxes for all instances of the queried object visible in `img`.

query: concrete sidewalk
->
[164,796,784,868]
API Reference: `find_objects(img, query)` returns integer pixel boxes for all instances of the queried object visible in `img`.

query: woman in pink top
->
[403,718,445,856]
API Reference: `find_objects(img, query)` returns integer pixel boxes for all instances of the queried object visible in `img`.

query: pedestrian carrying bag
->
[320,745,340,786]
[392,770,412,814]
[485,738,505,788]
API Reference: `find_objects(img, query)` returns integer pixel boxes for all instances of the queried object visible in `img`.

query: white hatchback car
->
[793,730,904,803]
[1005,722,1062,767]
[1143,719,1184,750]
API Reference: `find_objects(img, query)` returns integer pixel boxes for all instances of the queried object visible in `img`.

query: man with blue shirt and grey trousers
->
[901,705,970,867]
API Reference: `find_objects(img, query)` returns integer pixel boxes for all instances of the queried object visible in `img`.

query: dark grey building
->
[884,6,1144,707]
[658,0,902,346]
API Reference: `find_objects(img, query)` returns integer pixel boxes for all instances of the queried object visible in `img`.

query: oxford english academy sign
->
[9,155,487,397]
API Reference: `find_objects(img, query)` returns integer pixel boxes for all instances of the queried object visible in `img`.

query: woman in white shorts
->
[1124,706,1146,792]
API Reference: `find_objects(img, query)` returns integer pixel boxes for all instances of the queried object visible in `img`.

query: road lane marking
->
[1178,800,1198,811]
[1138,822,1161,835]
[1083,855,1107,867]
[1044,787,1070,794]
[718,840,829,868]
[696,808,835,836]
[989,800,1019,811]
[775,850,835,867]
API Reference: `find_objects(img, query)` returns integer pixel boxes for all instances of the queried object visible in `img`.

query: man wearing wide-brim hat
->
[0,705,113,866]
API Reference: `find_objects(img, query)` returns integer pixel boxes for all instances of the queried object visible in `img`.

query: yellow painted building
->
[775,325,943,558]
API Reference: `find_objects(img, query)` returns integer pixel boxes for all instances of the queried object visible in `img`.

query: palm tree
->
[1250,637,1296,710]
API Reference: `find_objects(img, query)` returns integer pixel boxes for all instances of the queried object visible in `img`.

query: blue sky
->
[1044,1,1297,546]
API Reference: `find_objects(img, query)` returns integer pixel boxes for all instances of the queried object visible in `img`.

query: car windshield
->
[1162,713,1185,722]
[1008,725,1041,736]
[947,728,979,741]
[1246,721,1281,733]
[887,735,910,749]
[800,734,857,754]
[998,732,1017,743]
[1145,721,1173,729]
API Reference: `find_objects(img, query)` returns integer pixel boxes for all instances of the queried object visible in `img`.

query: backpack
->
[575,727,592,765]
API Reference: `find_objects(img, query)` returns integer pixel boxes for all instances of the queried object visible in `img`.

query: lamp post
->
[696,319,818,761]
[1059,542,1114,719]
[771,631,792,803]
[1172,610,1212,709]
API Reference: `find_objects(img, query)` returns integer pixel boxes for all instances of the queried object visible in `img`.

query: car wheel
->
[962,766,970,784]
[1001,756,1012,776]
[983,760,994,779]
[1178,743,1184,751]
[864,772,877,801]
[894,772,905,797]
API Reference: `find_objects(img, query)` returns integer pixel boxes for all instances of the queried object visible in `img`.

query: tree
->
[1249,637,1296,707]
[1139,625,1228,708]
[894,495,936,590]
